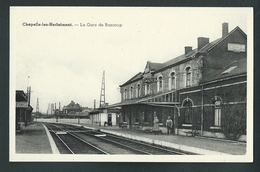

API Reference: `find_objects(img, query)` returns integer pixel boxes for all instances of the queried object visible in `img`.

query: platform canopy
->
[108,99,180,109]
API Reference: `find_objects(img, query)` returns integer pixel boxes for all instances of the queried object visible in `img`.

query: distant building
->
[51,103,54,115]
[62,100,82,114]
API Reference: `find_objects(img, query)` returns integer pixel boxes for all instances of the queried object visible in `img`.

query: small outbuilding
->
[89,107,121,126]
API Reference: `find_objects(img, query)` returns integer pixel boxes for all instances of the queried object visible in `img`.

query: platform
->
[15,122,246,155]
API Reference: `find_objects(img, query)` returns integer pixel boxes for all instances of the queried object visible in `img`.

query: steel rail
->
[103,132,186,155]
[48,124,108,155]
[67,124,186,155]
[63,125,151,155]
[45,124,74,154]
[51,123,187,155]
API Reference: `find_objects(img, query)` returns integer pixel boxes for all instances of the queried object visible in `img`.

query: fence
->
[35,118,91,125]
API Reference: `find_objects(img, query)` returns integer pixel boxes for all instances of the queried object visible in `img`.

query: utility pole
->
[36,98,39,122]
[99,71,105,108]
[94,99,96,110]
[59,102,61,115]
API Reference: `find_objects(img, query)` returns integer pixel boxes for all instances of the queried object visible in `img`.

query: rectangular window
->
[214,109,221,126]
[214,101,221,126]
[184,104,192,124]
[158,77,163,92]
[171,77,175,89]
[186,72,191,87]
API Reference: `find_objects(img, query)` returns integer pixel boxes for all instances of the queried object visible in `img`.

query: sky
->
[11,7,251,113]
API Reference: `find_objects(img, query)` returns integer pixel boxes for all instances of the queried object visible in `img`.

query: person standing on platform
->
[153,112,160,135]
[166,116,173,135]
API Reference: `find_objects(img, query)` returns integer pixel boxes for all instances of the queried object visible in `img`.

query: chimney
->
[185,46,192,55]
[197,37,209,50]
[222,22,229,38]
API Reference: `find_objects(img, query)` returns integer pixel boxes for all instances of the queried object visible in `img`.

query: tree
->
[219,85,246,141]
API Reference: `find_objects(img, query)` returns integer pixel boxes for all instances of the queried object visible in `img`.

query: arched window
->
[145,82,150,95]
[170,72,176,90]
[185,67,191,87]
[124,88,127,100]
[158,76,163,92]
[184,101,192,124]
[214,100,221,126]
[136,84,140,97]
[129,86,133,99]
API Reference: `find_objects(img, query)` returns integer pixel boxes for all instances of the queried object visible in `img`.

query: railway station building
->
[16,90,33,130]
[109,23,247,141]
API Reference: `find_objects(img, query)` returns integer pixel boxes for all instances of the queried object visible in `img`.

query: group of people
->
[153,112,173,135]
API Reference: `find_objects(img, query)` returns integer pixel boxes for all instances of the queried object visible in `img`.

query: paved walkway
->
[16,122,52,154]
[15,122,246,155]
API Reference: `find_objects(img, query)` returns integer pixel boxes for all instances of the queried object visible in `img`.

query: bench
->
[119,122,127,128]
[142,127,162,135]
[183,129,200,137]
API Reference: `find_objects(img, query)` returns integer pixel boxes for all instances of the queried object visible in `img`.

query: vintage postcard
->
[10,7,253,162]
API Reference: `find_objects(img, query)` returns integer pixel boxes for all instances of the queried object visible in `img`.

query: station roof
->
[202,58,246,84]
[16,90,27,102]
[120,72,143,87]
[120,26,246,87]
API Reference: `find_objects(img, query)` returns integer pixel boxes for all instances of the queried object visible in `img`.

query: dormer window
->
[222,66,237,75]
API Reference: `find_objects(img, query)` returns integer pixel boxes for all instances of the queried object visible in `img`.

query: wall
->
[121,78,144,102]
[36,118,91,124]
[153,57,203,94]
[178,75,246,141]
[203,29,246,80]
[121,57,203,102]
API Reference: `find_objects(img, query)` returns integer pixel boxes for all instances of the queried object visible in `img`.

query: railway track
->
[48,123,191,155]
[45,124,108,154]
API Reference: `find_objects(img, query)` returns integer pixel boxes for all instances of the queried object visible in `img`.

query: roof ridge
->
[206,26,246,52]
[199,38,222,52]
[121,72,142,86]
